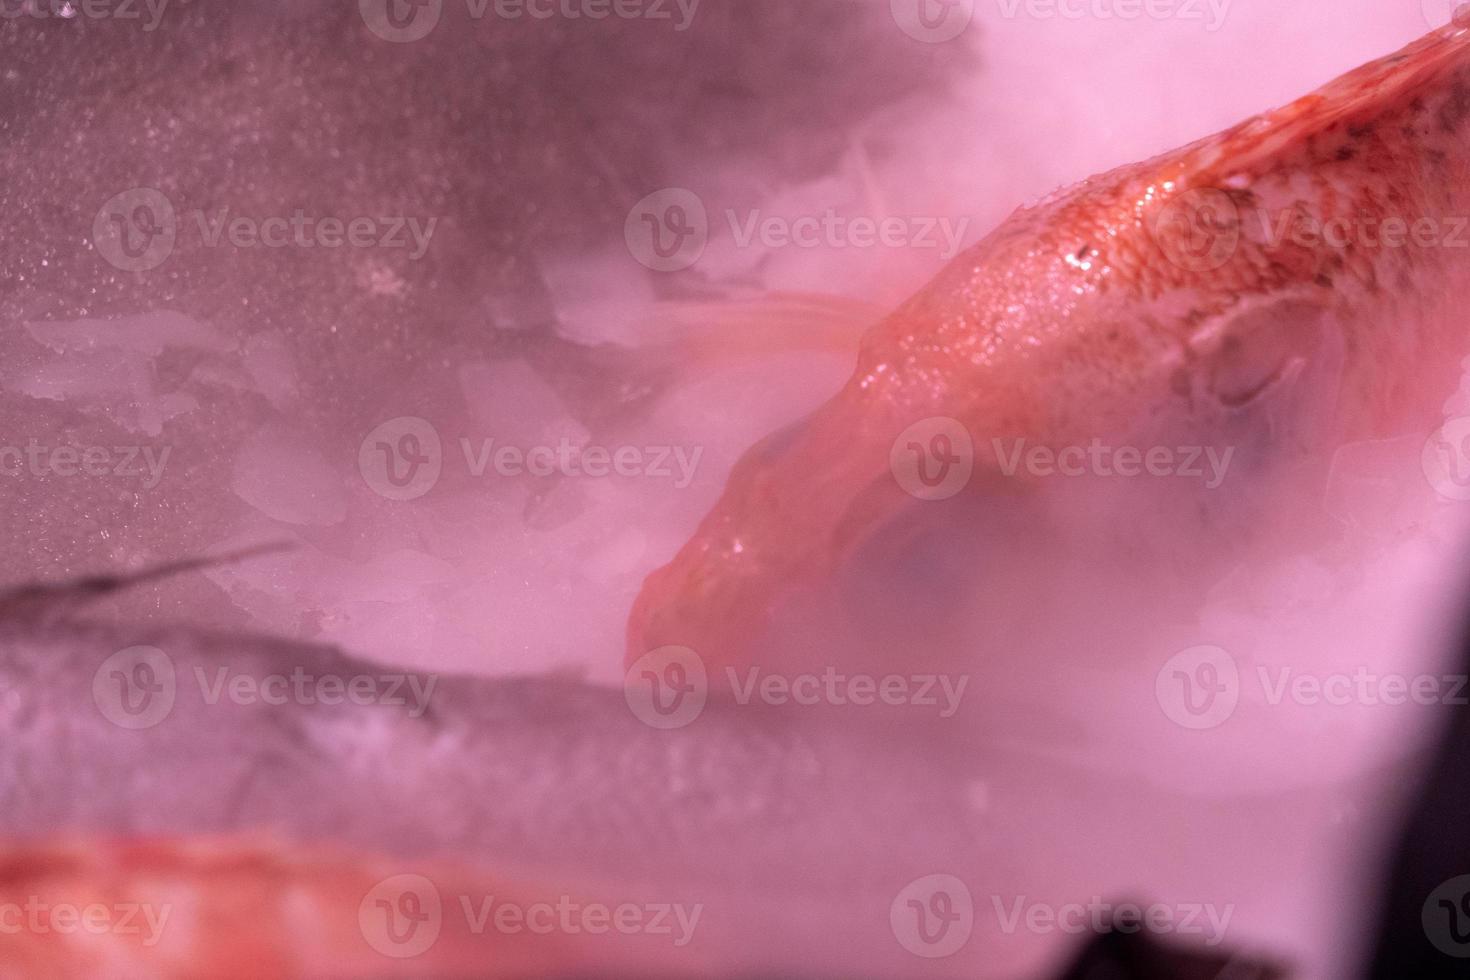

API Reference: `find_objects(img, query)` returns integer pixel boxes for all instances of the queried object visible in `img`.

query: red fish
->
[0,839,706,978]
[628,21,1470,676]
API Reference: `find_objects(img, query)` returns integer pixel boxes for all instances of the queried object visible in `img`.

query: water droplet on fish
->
[1436,3,1470,32]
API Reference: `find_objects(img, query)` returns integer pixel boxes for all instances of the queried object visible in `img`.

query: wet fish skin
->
[0,611,996,975]
[627,24,1470,674]
[0,839,712,978]
[0,609,980,893]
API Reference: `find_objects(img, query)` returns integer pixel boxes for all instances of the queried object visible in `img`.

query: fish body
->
[628,24,1470,675]
[0,562,987,975]
[0,840,709,978]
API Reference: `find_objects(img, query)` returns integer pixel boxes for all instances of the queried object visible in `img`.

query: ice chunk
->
[231,426,346,527]
[241,331,301,410]
[24,311,234,356]
[540,249,659,347]
[3,311,232,436]
[457,360,590,448]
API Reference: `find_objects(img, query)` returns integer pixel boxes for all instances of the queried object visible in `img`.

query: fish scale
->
[628,23,1470,681]
[0,563,984,893]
